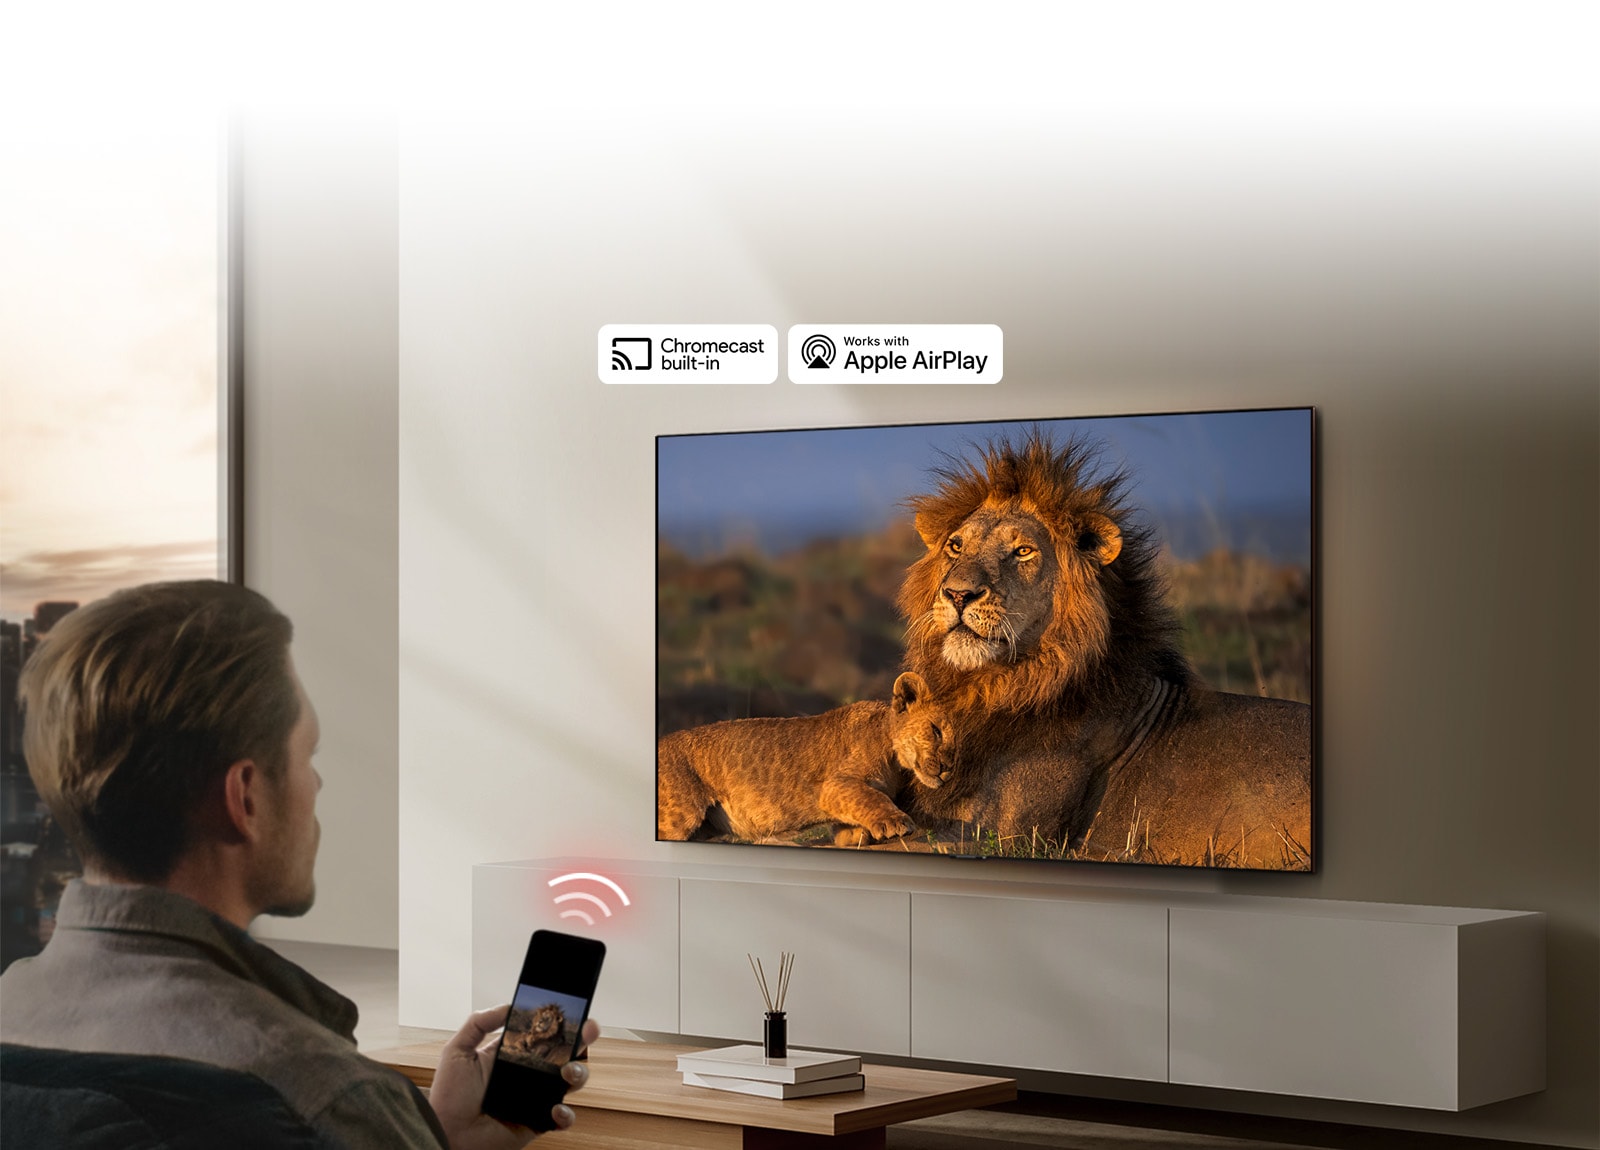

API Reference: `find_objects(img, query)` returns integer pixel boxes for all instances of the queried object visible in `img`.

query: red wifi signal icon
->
[548,872,632,927]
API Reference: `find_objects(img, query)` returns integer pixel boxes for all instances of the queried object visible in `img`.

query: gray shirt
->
[0,880,447,1150]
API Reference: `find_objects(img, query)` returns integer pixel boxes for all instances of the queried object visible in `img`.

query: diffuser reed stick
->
[748,951,795,1012]
[748,954,772,1011]
[777,951,793,1010]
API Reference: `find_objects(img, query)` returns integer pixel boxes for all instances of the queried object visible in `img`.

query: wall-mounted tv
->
[657,408,1314,871]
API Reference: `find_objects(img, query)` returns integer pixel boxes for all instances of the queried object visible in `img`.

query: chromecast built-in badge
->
[599,325,778,384]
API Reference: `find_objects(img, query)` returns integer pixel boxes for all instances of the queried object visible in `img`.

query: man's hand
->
[429,1004,600,1150]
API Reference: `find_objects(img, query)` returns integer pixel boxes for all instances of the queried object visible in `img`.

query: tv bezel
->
[655,404,1318,872]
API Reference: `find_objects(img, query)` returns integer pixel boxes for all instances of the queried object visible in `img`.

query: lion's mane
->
[897,430,1191,719]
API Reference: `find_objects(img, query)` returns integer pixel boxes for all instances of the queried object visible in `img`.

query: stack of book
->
[676,1045,865,1099]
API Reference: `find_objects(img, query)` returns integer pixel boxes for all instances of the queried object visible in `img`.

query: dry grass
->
[719,810,1312,871]
[1160,548,1311,704]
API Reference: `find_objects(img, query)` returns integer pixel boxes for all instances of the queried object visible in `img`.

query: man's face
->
[252,657,322,918]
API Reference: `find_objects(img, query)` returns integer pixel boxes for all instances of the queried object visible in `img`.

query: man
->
[0,581,593,1149]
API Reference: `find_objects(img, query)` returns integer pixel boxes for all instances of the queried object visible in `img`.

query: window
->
[0,119,228,968]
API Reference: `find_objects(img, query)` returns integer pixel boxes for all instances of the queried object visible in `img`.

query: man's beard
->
[262,885,316,918]
[255,820,318,918]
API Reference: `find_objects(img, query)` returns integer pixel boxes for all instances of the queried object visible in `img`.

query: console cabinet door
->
[1170,907,1460,1108]
[680,879,911,1056]
[1168,906,1546,1110]
[910,893,1169,1081]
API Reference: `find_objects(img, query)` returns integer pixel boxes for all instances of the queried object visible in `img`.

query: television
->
[657,408,1314,871]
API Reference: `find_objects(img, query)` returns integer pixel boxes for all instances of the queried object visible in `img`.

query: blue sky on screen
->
[659,409,1312,563]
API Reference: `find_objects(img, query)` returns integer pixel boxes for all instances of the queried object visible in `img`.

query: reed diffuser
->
[748,951,794,1058]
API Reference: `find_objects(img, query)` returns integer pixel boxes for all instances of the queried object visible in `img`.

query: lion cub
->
[657,671,949,844]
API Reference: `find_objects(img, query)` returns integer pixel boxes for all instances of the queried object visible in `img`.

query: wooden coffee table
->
[369,1036,1015,1148]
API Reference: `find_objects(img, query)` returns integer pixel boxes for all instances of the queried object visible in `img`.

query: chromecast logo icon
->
[610,337,652,371]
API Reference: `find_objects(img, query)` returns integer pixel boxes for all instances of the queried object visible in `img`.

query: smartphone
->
[481,930,606,1132]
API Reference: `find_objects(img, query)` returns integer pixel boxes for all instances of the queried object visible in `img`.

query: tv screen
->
[657,408,1314,870]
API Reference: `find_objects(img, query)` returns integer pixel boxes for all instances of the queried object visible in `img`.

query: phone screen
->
[482,931,605,1131]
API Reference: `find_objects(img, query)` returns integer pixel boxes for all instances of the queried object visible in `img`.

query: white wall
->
[397,114,1597,1147]
[242,118,400,950]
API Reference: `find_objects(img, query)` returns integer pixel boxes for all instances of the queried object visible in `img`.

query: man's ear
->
[220,759,267,843]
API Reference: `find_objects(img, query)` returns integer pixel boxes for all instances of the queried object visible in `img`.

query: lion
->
[657,671,950,844]
[896,431,1311,869]
[502,1002,571,1066]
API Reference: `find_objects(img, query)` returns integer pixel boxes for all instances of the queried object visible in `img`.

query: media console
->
[472,858,1544,1113]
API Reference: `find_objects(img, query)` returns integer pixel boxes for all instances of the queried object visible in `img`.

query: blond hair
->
[18,581,297,882]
